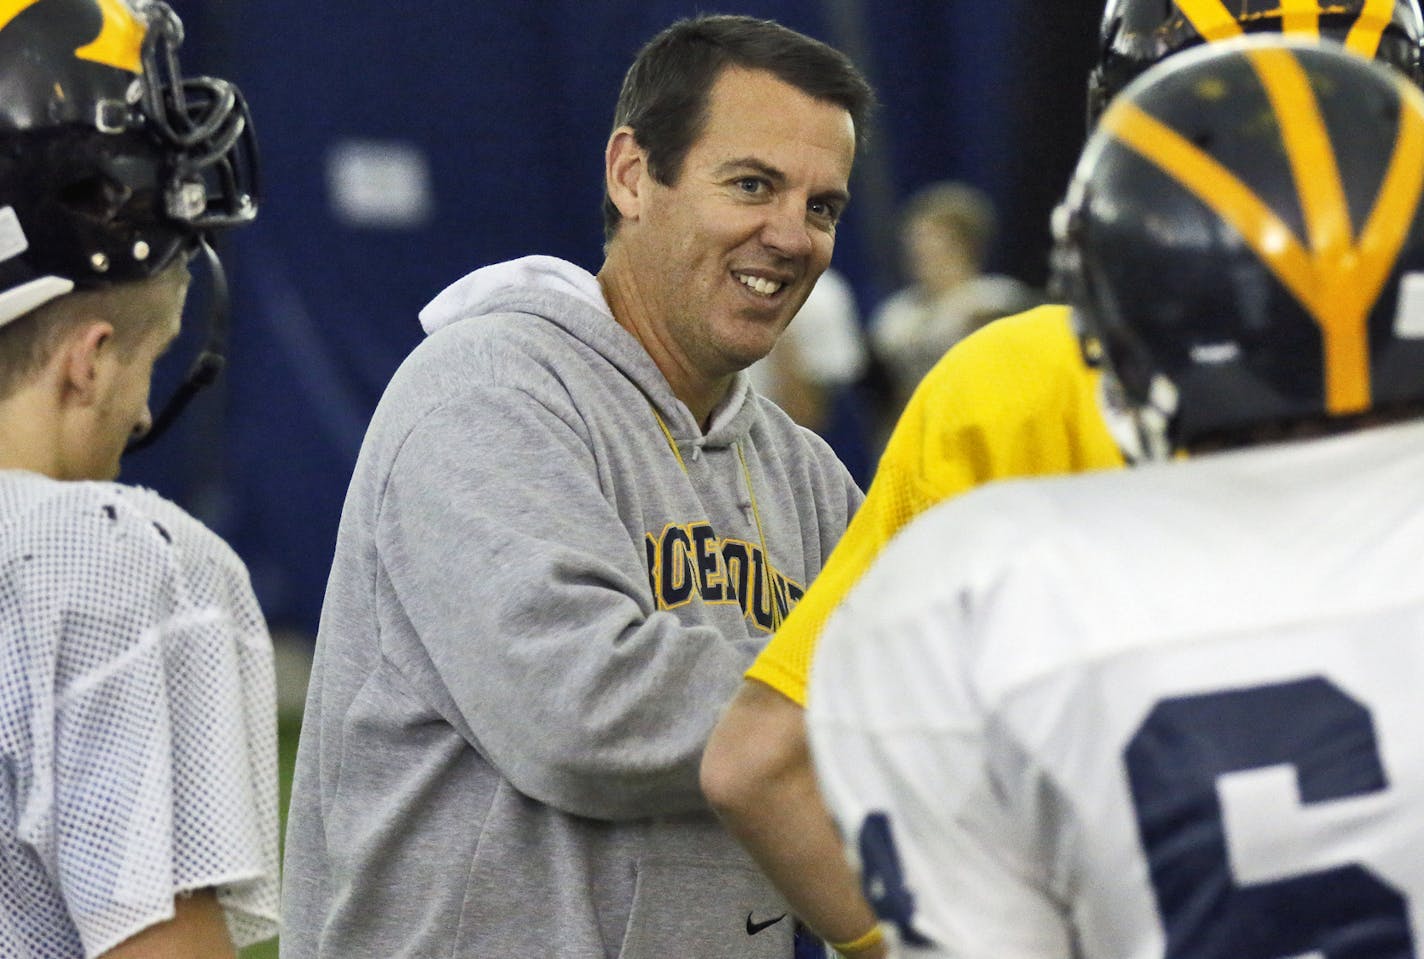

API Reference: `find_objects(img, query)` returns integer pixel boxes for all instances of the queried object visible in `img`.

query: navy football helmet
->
[1055,37,1424,459]
[1088,0,1424,123]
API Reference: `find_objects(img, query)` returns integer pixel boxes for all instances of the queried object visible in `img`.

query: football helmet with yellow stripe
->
[1056,38,1424,459]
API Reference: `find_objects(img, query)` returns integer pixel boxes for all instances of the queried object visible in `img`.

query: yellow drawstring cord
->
[650,404,782,630]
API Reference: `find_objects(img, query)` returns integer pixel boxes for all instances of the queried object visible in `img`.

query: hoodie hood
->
[418,255,756,448]
[419,255,608,334]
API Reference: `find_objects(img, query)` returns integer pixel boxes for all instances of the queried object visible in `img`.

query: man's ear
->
[59,320,115,406]
[606,126,649,223]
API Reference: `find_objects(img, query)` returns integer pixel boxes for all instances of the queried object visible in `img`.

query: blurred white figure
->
[749,267,867,434]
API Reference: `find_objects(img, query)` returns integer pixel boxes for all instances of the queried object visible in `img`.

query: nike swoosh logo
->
[746,912,787,935]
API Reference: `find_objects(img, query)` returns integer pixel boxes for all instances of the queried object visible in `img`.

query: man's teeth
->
[737,274,783,297]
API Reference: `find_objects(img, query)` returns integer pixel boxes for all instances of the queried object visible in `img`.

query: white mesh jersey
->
[0,473,279,958]
[808,419,1424,959]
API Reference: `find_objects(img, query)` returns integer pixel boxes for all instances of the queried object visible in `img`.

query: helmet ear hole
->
[58,174,132,223]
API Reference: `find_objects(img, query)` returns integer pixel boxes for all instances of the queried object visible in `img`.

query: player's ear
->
[58,319,116,407]
[606,126,649,223]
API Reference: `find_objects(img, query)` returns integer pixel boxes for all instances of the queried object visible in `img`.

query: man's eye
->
[737,178,766,194]
[810,200,841,222]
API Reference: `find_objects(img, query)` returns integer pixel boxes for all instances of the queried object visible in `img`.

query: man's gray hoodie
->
[280,256,862,958]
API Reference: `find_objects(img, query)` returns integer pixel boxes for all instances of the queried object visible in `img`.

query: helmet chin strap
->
[125,235,229,455]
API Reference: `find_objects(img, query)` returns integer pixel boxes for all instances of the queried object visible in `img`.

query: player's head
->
[0,0,258,450]
[897,181,997,293]
[600,14,874,245]
[1052,37,1424,461]
[0,259,189,480]
[1088,0,1424,124]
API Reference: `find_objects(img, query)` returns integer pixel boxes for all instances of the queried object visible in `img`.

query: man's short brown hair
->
[601,14,875,244]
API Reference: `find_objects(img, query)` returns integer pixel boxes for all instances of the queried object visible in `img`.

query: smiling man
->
[280,14,873,959]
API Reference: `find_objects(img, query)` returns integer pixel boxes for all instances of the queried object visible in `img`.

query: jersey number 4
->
[1126,675,1414,959]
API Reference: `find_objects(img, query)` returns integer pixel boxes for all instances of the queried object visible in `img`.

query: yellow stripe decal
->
[1175,0,1390,53]
[1102,56,1424,414]
[1348,93,1424,399]
[1279,0,1321,36]
[1345,0,1393,58]
[1246,45,1363,409]
[73,0,145,73]
[1103,101,1320,313]
[0,0,44,32]
[1,0,145,73]
[1174,0,1246,41]
[1249,47,1351,262]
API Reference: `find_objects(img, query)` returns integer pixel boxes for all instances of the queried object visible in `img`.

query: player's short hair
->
[601,14,875,243]
[0,259,187,400]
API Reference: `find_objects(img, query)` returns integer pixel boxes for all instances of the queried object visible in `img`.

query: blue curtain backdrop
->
[119,1,1101,636]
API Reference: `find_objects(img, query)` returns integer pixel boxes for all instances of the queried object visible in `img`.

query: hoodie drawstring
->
[650,404,783,631]
[735,441,783,631]
[651,406,689,473]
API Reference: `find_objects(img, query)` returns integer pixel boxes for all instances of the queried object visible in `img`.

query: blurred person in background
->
[748,266,867,435]
[0,1,277,957]
[864,181,1038,439]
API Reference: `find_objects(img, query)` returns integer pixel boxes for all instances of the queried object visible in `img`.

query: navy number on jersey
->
[856,811,932,947]
[1125,676,1413,959]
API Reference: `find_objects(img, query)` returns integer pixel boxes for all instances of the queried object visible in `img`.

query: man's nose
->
[760,200,816,259]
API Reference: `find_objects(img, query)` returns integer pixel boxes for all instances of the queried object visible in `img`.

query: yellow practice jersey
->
[746,304,1125,705]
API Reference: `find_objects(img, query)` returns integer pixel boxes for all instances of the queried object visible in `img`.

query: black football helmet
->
[1053,37,1424,460]
[0,0,258,448]
[1088,0,1424,123]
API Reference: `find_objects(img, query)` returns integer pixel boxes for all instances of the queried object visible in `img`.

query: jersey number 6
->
[1125,676,1413,959]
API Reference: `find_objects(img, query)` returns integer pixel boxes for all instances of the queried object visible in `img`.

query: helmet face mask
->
[134,0,258,230]
[0,0,258,326]
[1056,38,1424,460]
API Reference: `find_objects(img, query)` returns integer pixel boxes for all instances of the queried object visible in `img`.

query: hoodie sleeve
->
[375,384,752,821]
